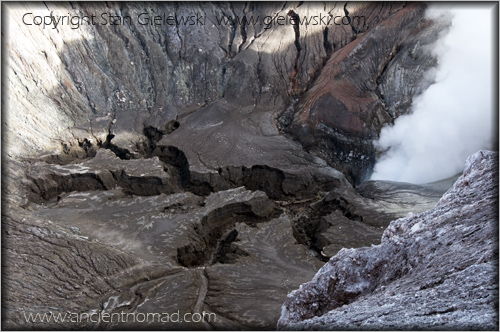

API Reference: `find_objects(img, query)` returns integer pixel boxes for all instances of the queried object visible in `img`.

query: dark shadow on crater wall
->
[5,1,413,185]
[44,2,445,193]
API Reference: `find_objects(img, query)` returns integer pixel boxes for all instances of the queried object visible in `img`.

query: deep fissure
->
[25,130,370,270]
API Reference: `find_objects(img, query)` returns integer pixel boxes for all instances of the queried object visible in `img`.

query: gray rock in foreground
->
[278,150,499,330]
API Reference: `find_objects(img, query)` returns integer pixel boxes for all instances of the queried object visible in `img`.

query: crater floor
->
[3,136,455,329]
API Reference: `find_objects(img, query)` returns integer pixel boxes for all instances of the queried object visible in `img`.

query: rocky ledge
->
[278,150,499,330]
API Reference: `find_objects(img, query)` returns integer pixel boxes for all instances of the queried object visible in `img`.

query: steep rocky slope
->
[280,3,445,183]
[3,1,489,330]
[278,150,499,330]
[4,1,446,184]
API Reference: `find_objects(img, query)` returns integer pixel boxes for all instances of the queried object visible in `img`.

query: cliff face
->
[281,3,444,183]
[278,150,499,330]
[3,1,487,330]
[4,2,444,183]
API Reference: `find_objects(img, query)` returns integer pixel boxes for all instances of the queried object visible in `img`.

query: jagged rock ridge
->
[278,150,499,330]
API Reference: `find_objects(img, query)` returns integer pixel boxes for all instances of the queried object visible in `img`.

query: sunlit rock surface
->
[3,1,494,330]
[278,150,499,330]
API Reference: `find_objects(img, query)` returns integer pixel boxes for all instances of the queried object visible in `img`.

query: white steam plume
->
[370,4,495,184]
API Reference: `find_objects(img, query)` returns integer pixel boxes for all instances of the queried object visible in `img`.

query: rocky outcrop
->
[278,150,499,330]
[25,150,178,202]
